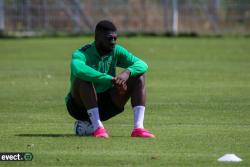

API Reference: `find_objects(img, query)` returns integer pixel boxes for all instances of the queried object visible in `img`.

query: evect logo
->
[0,152,33,161]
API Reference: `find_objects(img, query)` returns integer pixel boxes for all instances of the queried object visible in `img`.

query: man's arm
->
[113,45,148,93]
[115,45,148,76]
[71,50,113,85]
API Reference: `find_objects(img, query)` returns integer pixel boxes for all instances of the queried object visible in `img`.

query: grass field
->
[0,36,250,167]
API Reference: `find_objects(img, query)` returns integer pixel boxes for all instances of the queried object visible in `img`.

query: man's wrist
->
[124,69,131,76]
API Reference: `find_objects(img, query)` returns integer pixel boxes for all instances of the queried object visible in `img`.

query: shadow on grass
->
[16,134,80,138]
[16,134,127,138]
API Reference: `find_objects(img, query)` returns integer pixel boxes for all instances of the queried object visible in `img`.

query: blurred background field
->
[0,0,250,36]
[0,37,250,166]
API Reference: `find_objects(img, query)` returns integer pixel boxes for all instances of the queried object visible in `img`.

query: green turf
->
[0,36,250,167]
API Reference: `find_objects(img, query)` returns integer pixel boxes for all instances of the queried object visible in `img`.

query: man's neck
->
[96,44,111,57]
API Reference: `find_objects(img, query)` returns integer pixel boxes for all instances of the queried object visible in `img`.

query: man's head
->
[95,20,117,54]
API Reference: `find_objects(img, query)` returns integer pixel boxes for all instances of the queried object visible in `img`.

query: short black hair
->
[95,20,117,33]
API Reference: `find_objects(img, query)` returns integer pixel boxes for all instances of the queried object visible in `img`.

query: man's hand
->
[112,70,131,94]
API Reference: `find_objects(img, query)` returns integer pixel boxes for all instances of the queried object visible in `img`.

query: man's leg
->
[109,75,147,128]
[71,78,108,138]
[112,75,146,128]
[110,74,146,128]
[109,74,155,138]
[126,75,146,130]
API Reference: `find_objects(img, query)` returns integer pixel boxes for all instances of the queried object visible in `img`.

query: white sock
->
[87,107,104,131]
[133,106,145,129]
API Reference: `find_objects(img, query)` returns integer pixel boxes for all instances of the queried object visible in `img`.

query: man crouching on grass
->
[65,20,155,138]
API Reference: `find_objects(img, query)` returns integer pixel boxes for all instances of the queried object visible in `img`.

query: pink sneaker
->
[131,128,155,138]
[93,127,109,138]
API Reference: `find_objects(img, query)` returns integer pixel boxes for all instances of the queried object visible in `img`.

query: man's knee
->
[74,78,93,89]
[71,78,97,108]
[71,78,96,97]
[137,74,145,85]
[129,74,145,88]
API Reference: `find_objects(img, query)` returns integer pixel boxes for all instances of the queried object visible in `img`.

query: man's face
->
[97,31,117,53]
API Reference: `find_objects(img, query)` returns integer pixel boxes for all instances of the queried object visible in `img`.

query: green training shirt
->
[68,42,148,94]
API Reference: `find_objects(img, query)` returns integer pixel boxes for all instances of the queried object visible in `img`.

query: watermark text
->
[0,152,33,161]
